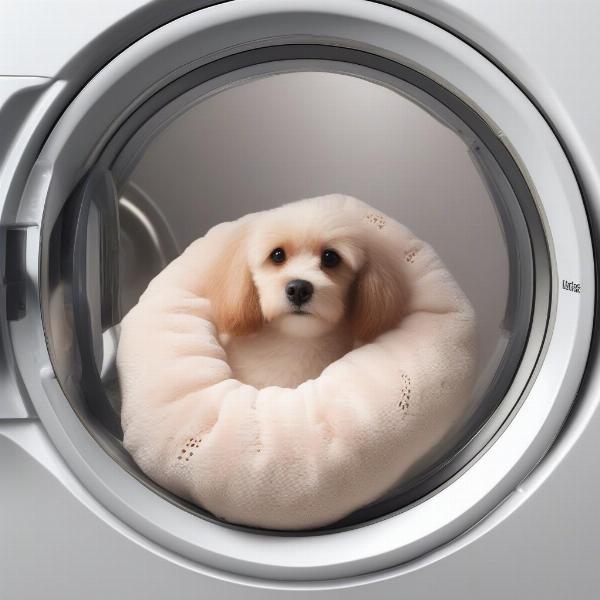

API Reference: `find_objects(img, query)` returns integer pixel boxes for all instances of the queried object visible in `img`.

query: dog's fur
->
[206,196,406,388]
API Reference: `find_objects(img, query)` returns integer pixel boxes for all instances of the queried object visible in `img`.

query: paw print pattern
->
[177,436,202,462]
[404,248,419,264]
[398,373,411,411]
[363,212,386,230]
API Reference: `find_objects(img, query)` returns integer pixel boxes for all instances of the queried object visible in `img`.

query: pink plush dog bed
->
[117,196,477,530]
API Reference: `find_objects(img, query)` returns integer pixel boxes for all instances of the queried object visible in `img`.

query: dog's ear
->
[349,245,406,342]
[208,224,263,336]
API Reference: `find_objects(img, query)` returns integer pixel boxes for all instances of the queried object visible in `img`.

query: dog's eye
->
[270,247,286,264]
[321,249,341,268]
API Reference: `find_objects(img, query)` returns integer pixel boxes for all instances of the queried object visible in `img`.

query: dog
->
[205,195,407,388]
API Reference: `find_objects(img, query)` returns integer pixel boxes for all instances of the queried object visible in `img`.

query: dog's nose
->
[286,279,314,306]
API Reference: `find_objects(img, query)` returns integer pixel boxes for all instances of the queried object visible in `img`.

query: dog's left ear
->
[207,223,263,336]
[349,240,407,342]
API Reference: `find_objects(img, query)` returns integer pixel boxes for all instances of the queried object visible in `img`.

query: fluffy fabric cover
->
[118,195,477,530]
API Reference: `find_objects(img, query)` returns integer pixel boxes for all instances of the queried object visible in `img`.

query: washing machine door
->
[3,0,594,583]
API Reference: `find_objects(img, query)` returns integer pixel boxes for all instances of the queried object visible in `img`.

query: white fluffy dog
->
[205,195,407,388]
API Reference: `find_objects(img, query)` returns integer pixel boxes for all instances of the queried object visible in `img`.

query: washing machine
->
[1,1,599,598]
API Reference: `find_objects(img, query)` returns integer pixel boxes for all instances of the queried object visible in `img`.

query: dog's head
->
[207,196,406,340]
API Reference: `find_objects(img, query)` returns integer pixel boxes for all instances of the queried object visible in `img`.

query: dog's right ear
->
[207,223,263,336]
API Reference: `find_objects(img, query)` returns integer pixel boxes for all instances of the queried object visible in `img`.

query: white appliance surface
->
[1,2,599,598]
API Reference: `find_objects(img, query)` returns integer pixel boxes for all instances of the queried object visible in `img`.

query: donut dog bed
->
[117,196,477,530]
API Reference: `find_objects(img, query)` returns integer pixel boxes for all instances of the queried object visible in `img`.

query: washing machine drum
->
[10,0,593,582]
